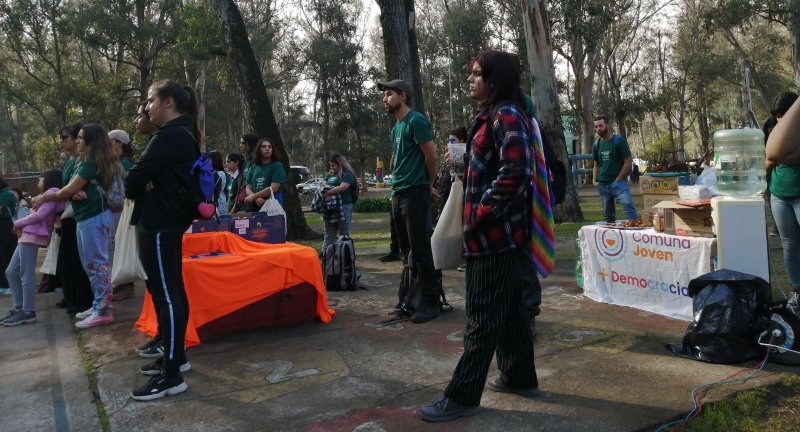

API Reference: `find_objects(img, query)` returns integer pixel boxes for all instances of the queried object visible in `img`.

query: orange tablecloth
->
[135,231,335,346]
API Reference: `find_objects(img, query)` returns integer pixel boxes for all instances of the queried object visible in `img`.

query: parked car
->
[297,178,325,194]
[289,165,311,185]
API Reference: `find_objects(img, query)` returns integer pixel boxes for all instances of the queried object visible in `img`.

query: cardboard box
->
[640,175,680,195]
[653,200,714,237]
[231,212,286,244]
[187,217,232,234]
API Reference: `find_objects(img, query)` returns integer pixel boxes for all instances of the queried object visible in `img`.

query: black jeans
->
[0,218,16,288]
[521,250,542,318]
[139,231,189,376]
[392,186,438,311]
[57,217,93,310]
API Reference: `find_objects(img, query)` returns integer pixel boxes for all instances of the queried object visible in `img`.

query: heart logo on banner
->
[606,239,616,247]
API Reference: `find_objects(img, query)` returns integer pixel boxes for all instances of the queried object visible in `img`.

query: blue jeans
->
[76,210,113,315]
[771,194,800,288]
[322,203,353,252]
[5,242,39,312]
[596,180,638,222]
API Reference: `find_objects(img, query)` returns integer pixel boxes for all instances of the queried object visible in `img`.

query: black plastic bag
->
[667,269,771,364]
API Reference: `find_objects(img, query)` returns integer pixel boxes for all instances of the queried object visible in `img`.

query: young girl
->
[2,170,64,326]
[321,154,356,252]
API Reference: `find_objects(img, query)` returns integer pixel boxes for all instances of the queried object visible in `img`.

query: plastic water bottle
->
[712,128,766,196]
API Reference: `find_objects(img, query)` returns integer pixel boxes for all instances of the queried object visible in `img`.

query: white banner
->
[579,225,714,321]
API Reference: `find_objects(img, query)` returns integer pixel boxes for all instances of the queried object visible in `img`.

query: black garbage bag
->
[667,269,771,364]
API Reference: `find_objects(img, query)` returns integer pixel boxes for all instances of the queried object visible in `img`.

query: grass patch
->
[74,331,110,431]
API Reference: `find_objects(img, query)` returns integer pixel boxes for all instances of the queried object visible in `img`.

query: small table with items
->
[578,224,716,321]
[135,231,334,346]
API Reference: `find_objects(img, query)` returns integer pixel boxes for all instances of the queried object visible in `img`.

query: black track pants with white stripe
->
[138,230,189,376]
[444,248,538,407]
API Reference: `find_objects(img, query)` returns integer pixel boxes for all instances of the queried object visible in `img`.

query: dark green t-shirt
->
[770,164,800,199]
[325,170,356,205]
[0,188,17,221]
[62,155,80,187]
[390,110,433,196]
[247,161,286,203]
[72,159,106,222]
[592,135,631,184]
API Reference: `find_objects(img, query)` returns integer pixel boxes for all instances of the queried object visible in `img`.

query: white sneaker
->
[75,313,114,329]
[75,307,94,319]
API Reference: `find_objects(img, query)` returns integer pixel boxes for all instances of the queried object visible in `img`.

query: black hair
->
[209,150,224,172]
[449,126,468,142]
[149,79,203,152]
[762,116,778,141]
[252,138,280,166]
[771,92,799,117]
[470,50,524,107]
[226,153,245,173]
[40,169,63,191]
[60,123,82,139]
[0,177,7,190]
[241,133,258,156]
[594,115,610,124]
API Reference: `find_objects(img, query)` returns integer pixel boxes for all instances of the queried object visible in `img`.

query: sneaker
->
[457,264,466,272]
[138,343,165,359]
[75,313,114,329]
[487,376,540,398]
[136,337,161,355]
[131,372,187,401]
[140,360,192,376]
[379,252,401,263]
[2,311,36,327]
[1,309,21,322]
[75,307,94,319]
[419,396,479,422]
[788,292,799,313]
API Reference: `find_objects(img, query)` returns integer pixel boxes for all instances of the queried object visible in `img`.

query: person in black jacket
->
[125,79,201,401]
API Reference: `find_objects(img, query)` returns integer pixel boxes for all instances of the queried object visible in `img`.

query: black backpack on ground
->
[323,236,361,291]
[396,252,453,315]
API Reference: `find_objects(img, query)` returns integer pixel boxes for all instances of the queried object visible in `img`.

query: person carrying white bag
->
[110,199,147,286]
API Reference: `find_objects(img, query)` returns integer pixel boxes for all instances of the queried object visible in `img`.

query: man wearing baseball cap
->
[377,79,441,324]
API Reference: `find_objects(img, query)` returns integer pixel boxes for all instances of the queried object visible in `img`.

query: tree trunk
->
[522,0,583,223]
[209,0,315,240]
[376,0,425,112]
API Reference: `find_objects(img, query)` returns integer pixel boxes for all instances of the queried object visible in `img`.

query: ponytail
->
[149,79,203,152]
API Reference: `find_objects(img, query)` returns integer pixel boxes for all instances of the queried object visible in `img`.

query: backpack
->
[490,101,567,205]
[396,252,453,315]
[190,153,217,220]
[92,167,125,212]
[350,174,360,204]
[323,236,361,291]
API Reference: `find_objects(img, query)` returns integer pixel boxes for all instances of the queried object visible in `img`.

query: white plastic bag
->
[111,199,147,285]
[40,232,60,275]
[431,179,464,269]
[259,186,287,235]
[695,165,720,196]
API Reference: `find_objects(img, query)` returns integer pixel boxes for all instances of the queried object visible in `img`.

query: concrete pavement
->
[1,245,794,432]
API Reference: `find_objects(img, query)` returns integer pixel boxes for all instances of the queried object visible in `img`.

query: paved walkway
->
[1,250,793,432]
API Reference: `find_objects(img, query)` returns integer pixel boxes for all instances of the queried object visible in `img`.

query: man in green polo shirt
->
[592,115,638,223]
[378,79,441,324]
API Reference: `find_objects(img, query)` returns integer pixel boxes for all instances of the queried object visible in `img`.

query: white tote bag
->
[431,178,464,269]
[111,199,148,285]
[40,232,61,275]
[259,186,287,235]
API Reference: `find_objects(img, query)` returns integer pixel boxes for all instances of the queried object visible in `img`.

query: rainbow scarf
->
[529,118,555,277]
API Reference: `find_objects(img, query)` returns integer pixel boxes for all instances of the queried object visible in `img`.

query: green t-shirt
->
[121,158,133,172]
[72,159,106,222]
[770,164,800,199]
[62,155,80,187]
[227,171,242,205]
[592,135,631,184]
[325,170,356,205]
[390,110,433,196]
[247,161,286,203]
[0,188,18,221]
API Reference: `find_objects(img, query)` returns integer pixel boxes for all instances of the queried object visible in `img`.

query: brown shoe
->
[113,283,135,301]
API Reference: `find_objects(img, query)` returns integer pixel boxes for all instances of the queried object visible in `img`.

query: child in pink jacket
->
[2,170,64,326]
